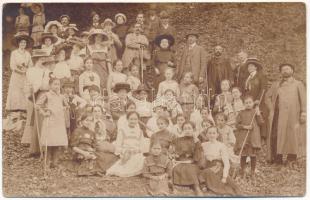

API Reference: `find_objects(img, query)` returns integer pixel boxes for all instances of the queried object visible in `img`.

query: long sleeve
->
[297,81,306,113]
[10,51,17,71]
[125,34,139,49]
[74,95,87,109]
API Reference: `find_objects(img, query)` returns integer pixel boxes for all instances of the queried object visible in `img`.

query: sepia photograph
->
[1,1,307,197]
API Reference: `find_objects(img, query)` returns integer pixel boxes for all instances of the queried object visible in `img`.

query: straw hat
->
[185,31,199,39]
[101,18,116,28]
[41,32,58,44]
[31,49,50,58]
[44,20,62,33]
[113,82,131,93]
[279,63,295,72]
[88,29,108,44]
[245,58,263,71]
[115,13,127,23]
[12,31,34,48]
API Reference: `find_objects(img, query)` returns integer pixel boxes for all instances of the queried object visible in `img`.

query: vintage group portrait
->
[1,1,307,197]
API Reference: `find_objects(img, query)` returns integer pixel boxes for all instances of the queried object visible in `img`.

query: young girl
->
[41,32,58,55]
[107,59,127,96]
[179,72,199,118]
[143,141,172,196]
[126,64,141,91]
[79,57,100,100]
[191,107,214,136]
[213,79,233,114]
[36,78,68,168]
[44,20,63,45]
[227,87,245,127]
[198,120,212,143]
[157,68,180,98]
[199,126,240,195]
[235,95,263,179]
[87,85,105,109]
[171,121,203,196]
[153,34,176,91]
[146,103,173,138]
[93,105,116,143]
[53,44,72,80]
[171,114,186,138]
[150,117,175,156]
[106,112,145,177]
[162,89,183,120]
[30,3,45,47]
[71,113,118,176]
[117,101,137,132]
[62,80,87,138]
[129,84,153,124]
[215,113,236,159]
[65,24,79,41]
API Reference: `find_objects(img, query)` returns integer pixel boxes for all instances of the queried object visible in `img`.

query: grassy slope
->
[2,3,306,197]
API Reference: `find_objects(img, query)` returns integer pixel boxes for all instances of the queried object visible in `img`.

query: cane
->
[140,44,144,83]
[232,90,265,178]
[44,115,50,178]
[32,92,43,158]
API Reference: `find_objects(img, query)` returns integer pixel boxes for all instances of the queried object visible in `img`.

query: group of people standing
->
[4,3,306,196]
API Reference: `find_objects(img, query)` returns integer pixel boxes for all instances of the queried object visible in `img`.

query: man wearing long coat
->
[265,64,306,165]
[177,32,207,84]
[207,45,234,95]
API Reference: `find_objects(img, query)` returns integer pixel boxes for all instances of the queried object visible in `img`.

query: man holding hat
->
[177,31,207,85]
[265,63,306,168]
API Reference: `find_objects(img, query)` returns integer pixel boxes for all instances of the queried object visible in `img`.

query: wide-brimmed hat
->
[65,24,79,32]
[81,31,90,37]
[67,37,85,48]
[88,29,109,44]
[155,34,175,47]
[185,31,199,39]
[59,14,70,22]
[101,18,116,28]
[134,84,150,94]
[31,3,44,14]
[245,58,263,71]
[44,20,62,33]
[41,32,58,44]
[12,31,34,48]
[113,82,131,93]
[31,49,51,58]
[279,63,295,72]
[115,13,127,23]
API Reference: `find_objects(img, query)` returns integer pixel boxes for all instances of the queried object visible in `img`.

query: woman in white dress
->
[106,111,145,177]
[6,32,33,112]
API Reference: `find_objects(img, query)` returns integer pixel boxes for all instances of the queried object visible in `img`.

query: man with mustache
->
[265,63,306,169]
[206,45,234,96]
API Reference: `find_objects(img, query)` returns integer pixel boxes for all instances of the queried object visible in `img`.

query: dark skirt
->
[199,160,240,195]
[172,163,200,186]
[241,144,260,157]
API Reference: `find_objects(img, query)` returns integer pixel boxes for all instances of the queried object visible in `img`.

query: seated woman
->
[199,126,240,195]
[171,121,203,196]
[106,111,146,177]
[70,113,118,176]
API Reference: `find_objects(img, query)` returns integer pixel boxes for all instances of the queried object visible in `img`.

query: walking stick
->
[44,115,50,178]
[232,90,265,178]
[32,92,43,158]
[140,44,144,84]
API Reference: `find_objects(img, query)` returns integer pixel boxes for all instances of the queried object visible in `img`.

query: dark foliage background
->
[2,3,306,197]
